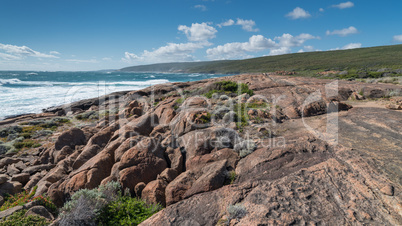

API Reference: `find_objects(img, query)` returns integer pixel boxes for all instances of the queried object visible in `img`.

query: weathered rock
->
[142,179,168,206]
[165,160,227,206]
[25,206,54,221]
[14,161,27,171]
[118,138,167,192]
[0,181,22,195]
[0,205,23,219]
[54,128,86,150]
[135,182,146,198]
[53,146,74,163]
[186,148,239,171]
[24,171,45,191]
[0,195,4,206]
[0,174,8,185]
[380,185,394,196]
[11,173,30,185]
[164,147,184,173]
[72,144,101,170]
[7,164,20,175]
[183,160,227,199]
[158,168,178,183]
[153,98,177,125]
[23,164,55,175]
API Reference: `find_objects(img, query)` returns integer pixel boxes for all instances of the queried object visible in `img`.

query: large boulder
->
[153,98,177,125]
[165,160,228,206]
[142,179,168,207]
[54,128,86,150]
[118,138,167,192]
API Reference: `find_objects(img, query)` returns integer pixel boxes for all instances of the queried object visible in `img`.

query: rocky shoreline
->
[0,73,401,225]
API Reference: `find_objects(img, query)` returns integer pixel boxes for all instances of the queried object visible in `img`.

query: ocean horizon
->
[0,71,227,120]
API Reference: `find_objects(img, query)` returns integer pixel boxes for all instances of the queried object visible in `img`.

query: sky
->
[0,0,401,71]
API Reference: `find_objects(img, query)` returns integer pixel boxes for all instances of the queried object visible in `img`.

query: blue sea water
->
[0,71,226,120]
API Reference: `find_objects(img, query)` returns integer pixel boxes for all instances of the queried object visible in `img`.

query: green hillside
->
[119,44,402,74]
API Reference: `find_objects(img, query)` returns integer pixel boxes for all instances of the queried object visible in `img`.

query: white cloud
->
[298,45,322,53]
[178,22,217,42]
[206,35,276,59]
[194,5,207,11]
[286,7,311,19]
[217,19,235,28]
[50,51,60,55]
[206,33,318,59]
[236,19,259,32]
[393,35,402,42]
[332,1,354,9]
[123,42,210,63]
[217,18,258,32]
[326,26,358,37]
[270,47,291,56]
[0,52,22,60]
[342,43,361,49]
[0,43,59,59]
[102,57,112,61]
[275,33,320,48]
[66,59,98,63]
[319,8,325,12]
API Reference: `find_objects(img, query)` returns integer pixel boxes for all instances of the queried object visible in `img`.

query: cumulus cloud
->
[393,35,402,42]
[206,35,276,59]
[0,43,59,59]
[236,19,259,32]
[178,22,217,42]
[332,1,354,9]
[217,19,258,32]
[342,43,361,49]
[269,47,291,56]
[217,19,235,28]
[123,42,210,63]
[206,33,319,59]
[194,5,207,11]
[326,26,358,37]
[286,7,311,19]
[275,33,320,48]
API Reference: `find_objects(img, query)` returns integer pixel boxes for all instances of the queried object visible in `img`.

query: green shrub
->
[59,181,121,225]
[227,204,247,221]
[97,196,162,225]
[13,139,40,150]
[204,81,254,98]
[0,209,48,226]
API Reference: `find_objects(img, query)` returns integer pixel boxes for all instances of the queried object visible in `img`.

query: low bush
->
[59,181,161,225]
[59,181,121,225]
[0,209,48,226]
[97,196,162,225]
[227,204,247,221]
[204,81,254,98]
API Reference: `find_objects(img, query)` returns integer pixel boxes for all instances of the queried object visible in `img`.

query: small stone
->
[380,185,394,196]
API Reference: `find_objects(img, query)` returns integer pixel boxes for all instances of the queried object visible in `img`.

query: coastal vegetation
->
[120,44,402,77]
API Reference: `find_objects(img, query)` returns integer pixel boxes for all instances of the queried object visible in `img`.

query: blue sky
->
[0,0,401,71]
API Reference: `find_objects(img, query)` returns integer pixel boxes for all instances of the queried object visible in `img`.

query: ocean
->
[0,71,226,120]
